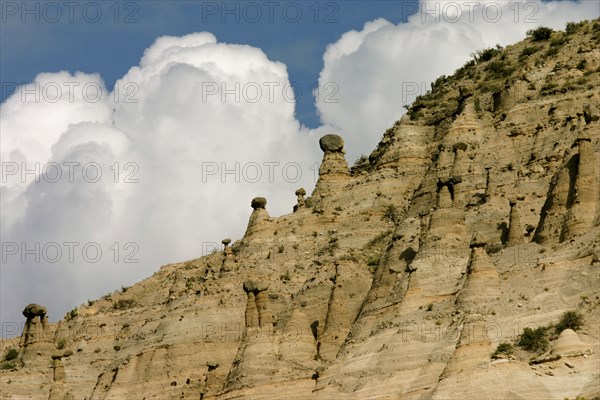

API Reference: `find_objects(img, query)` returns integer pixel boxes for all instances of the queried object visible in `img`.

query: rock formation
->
[2,20,599,400]
[507,200,524,246]
[22,303,47,322]
[313,134,350,200]
[563,137,599,240]
[20,303,50,347]
[293,188,306,212]
[244,196,270,237]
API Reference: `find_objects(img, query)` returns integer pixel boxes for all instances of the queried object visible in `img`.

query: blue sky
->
[1,0,421,127]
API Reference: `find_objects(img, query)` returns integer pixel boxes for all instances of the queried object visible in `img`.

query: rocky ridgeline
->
[1,20,600,400]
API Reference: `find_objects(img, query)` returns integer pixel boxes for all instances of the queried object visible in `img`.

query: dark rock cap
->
[22,303,47,320]
[251,197,267,209]
[319,134,344,153]
[295,188,306,196]
[222,238,232,245]
[243,280,268,293]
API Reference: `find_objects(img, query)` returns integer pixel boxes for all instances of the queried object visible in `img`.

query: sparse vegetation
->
[520,46,540,59]
[56,339,67,350]
[471,45,503,63]
[431,74,449,92]
[353,154,369,167]
[555,310,584,333]
[549,35,568,51]
[367,255,380,267]
[540,82,558,96]
[113,299,136,310]
[518,327,548,353]
[426,303,434,312]
[278,245,285,253]
[566,21,582,35]
[486,58,516,78]
[3,349,18,361]
[491,342,514,359]
[1,362,15,370]
[527,26,553,41]
[382,204,400,224]
[67,308,78,320]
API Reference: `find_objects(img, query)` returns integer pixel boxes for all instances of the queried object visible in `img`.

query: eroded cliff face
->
[2,20,600,400]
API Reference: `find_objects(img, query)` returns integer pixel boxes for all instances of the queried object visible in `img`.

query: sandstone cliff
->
[2,20,600,400]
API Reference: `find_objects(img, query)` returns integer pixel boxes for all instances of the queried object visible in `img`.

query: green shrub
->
[518,327,548,352]
[367,255,380,267]
[491,342,514,359]
[67,308,78,320]
[520,46,540,59]
[555,311,584,333]
[486,60,515,78]
[1,361,15,370]
[353,154,368,167]
[549,36,568,48]
[3,349,18,361]
[527,26,553,41]
[426,303,434,312]
[113,299,136,310]
[472,46,503,63]
[540,82,558,95]
[565,22,581,35]
[546,46,559,57]
[431,75,449,92]
[56,339,67,350]
[382,204,400,224]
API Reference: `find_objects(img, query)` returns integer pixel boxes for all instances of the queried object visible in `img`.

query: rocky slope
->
[2,19,600,400]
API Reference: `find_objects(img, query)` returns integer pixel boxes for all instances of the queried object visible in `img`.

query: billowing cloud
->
[1,33,320,330]
[316,0,598,162]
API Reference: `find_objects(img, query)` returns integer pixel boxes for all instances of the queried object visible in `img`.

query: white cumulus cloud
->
[1,33,320,330]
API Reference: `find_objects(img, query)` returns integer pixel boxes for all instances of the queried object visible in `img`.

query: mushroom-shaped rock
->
[22,303,47,321]
[453,142,468,152]
[243,280,268,293]
[319,134,344,153]
[222,238,232,246]
[251,197,267,209]
[294,188,307,212]
[207,361,219,370]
